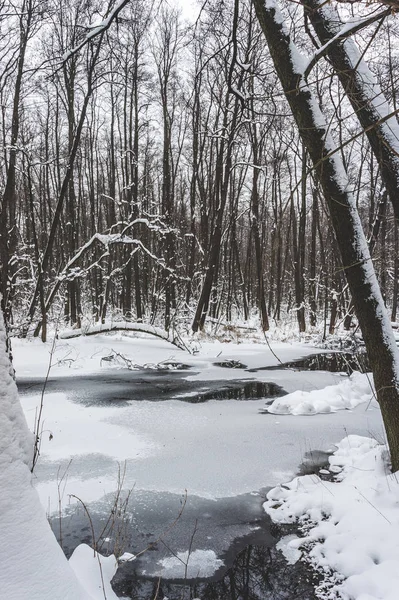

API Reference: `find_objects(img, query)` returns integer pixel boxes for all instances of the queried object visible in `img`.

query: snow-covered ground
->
[267,370,375,415]
[10,331,395,598]
[0,313,120,600]
[266,435,399,600]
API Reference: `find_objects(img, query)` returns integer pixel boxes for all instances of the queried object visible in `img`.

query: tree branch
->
[303,8,390,82]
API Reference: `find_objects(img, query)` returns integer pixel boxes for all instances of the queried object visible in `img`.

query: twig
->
[134,491,188,558]
[69,494,108,600]
[185,518,199,581]
[262,331,283,365]
[353,486,391,524]
[152,577,162,600]
[57,459,73,551]
[31,333,57,472]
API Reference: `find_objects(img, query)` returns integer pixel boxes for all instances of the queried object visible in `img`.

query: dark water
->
[212,350,368,376]
[47,450,330,600]
[17,351,367,407]
[281,352,368,374]
[109,450,329,599]
[113,537,318,600]
[51,487,318,600]
[17,371,286,405]
[214,360,248,369]
[176,381,285,403]
[51,489,273,562]
[297,449,332,476]
[249,351,368,375]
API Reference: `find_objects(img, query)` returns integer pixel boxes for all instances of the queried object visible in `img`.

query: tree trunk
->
[392,222,399,322]
[309,188,318,326]
[253,0,399,471]
[303,0,399,225]
[0,0,33,321]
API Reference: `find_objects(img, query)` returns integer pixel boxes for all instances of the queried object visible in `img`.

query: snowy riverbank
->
[4,332,397,598]
[267,435,398,600]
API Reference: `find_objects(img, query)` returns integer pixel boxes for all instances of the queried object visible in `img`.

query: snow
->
[69,544,119,600]
[276,535,302,565]
[265,435,399,600]
[22,391,155,461]
[264,0,284,25]
[58,320,190,351]
[0,324,32,470]
[149,549,223,579]
[118,552,136,563]
[11,333,332,382]
[8,331,398,598]
[288,41,309,77]
[14,334,383,509]
[0,308,135,600]
[267,371,374,415]
[0,308,93,600]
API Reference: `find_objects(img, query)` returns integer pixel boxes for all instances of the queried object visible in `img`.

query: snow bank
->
[266,371,374,415]
[0,318,32,469]
[276,535,302,565]
[0,308,94,600]
[265,435,399,600]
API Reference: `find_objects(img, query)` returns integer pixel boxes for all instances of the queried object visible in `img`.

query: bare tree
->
[0,0,38,322]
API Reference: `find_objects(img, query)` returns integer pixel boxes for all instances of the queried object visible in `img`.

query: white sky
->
[176,0,202,22]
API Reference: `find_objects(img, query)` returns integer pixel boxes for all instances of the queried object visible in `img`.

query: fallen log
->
[58,321,191,353]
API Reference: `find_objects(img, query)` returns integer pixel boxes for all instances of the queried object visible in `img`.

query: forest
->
[4,1,399,599]
[1,0,398,341]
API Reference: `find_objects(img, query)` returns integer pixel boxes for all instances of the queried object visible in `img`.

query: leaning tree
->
[253,0,399,470]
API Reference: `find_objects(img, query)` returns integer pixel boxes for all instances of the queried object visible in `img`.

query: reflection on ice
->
[114,541,318,600]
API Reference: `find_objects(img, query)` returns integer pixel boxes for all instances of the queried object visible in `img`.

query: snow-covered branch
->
[58,321,191,353]
[61,0,130,63]
[303,8,390,82]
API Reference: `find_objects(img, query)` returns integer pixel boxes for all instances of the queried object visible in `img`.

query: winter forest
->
[2,0,399,338]
[4,0,399,599]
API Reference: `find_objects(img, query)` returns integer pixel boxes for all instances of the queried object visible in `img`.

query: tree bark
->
[26,34,103,332]
[0,0,33,321]
[303,0,399,225]
[253,0,399,471]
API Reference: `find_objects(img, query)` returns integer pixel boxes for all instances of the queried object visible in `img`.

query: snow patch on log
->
[58,321,191,352]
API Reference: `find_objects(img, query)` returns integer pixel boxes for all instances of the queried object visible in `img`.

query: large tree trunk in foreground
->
[253,0,399,471]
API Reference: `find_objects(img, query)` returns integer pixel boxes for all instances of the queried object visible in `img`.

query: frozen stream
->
[14,335,384,598]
